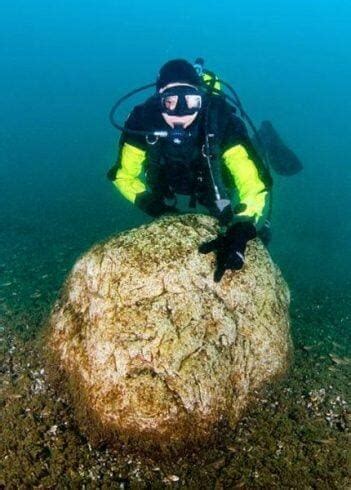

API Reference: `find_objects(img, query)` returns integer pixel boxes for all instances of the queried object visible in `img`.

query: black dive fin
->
[253,120,303,176]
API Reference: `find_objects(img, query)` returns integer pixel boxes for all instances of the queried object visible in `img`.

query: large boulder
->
[48,214,292,449]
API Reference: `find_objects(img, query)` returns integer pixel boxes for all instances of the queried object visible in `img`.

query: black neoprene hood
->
[156,59,201,91]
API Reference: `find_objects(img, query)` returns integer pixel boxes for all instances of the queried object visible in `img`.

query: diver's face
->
[159,83,201,128]
[162,112,198,128]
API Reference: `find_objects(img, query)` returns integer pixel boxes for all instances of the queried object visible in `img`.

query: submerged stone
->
[48,214,292,449]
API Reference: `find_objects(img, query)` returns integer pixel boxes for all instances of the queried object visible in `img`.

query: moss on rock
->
[48,214,292,449]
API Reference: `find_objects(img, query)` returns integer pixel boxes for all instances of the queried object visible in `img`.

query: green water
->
[0,0,350,486]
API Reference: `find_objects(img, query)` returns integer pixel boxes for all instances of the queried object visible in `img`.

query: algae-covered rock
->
[48,214,292,449]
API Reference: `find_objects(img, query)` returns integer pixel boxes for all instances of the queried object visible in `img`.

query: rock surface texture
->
[48,214,292,449]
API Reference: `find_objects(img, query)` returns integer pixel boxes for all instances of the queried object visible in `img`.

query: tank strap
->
[201,99,230,202]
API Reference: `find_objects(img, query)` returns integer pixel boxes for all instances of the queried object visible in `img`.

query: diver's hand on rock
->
[135,192,179,217]
[199,222,257,282]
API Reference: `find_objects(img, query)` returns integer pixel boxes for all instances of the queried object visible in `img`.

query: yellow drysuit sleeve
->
[223,145,268,223]
[113,143,147,203]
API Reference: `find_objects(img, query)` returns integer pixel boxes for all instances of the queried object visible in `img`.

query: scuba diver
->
[108,58,301,282]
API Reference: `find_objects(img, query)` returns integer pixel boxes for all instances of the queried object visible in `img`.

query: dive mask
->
[160,85,202,116]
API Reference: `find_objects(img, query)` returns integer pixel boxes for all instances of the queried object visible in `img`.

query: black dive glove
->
[135,191,178,218]
[199,221,257,282]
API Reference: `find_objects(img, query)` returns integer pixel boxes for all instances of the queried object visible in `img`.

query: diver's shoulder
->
[206,94,249,141]
[134,96,159,113]
[207,93,229,108]
[124,96,157,130]
[207,94,238,119]
[129,96,159,124]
